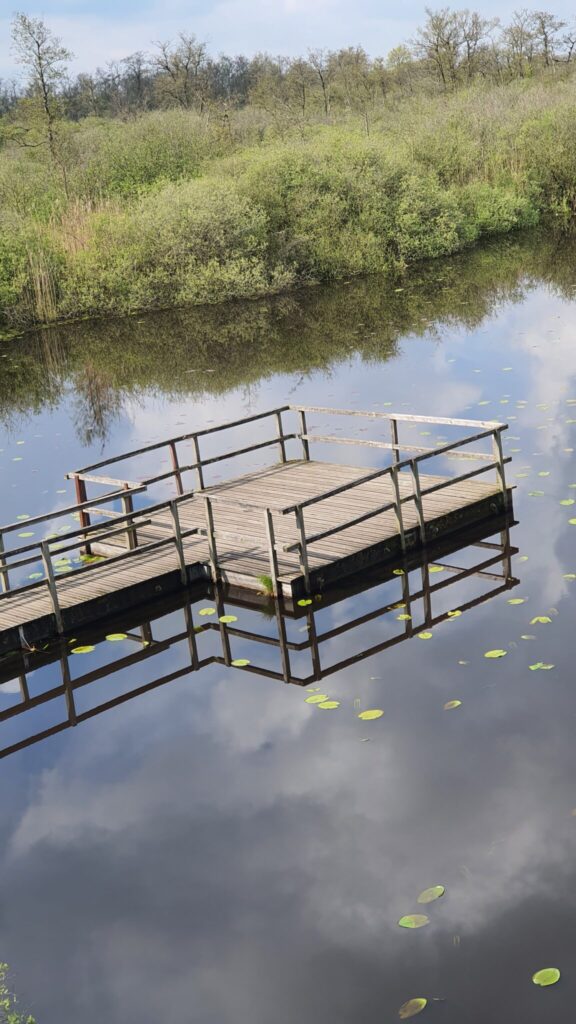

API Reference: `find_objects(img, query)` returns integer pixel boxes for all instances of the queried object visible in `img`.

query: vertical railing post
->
[170,499,187,585]
[72,474,91,555]
[192,434,205,491]
[203,496,219,583]
[390,464,406,555]
[121,485,137,550]
[390,417,400,465]
[492,429,507,500]
[298,410,310,462]
[275,411,287,464]
[41,540,64,635]
[294,506,311,594]
[264,509,280,597]
[59,640,77,726]
[169,441,184,496]
[0,532,10,593]
[410,459,426,546]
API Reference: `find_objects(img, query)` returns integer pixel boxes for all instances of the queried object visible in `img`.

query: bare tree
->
[308,49,335,119]
[11,13,72,195]
[153,34,209,111]
[530,10,565,65]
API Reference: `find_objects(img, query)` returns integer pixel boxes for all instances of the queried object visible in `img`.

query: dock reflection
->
[0,513,517,760]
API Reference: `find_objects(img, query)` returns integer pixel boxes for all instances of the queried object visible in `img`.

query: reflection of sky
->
[2,269,576,1020]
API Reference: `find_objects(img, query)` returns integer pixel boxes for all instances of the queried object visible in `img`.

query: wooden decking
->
[0,405,513,653]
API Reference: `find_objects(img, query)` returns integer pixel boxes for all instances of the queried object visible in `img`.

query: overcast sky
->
[1,0,575,81]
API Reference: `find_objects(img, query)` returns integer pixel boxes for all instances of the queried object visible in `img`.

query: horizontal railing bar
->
[282,501,398,551]
[281,427,506,516]
[418,457,512,497]
[139,435,298,488]
[0,523,201,604]
[66,472,141,488]
[0,518,156,579]
[300,434,496,461]
[71,406,292,477]
[289,405,505,429]
[0,485,147,537]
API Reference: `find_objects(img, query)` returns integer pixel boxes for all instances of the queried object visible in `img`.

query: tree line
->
[2,7,576,127]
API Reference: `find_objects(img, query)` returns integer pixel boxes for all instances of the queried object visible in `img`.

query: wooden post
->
[294,506,311,593]
[275,411,287,463]
[121,485,137,550]
[0,533,10,593]
[73,474,89,529]
[169,441,184,496]
[203,496,219,583]
[170,499,187,585]
[410,460,426,546]
[264,509,280,596]
[182,601,200,671]
[390,417,400,465]
[41,541,64,635]
[306,607,322,680]
[390,464,406,554]
[192,435,205,490]
[492,429,507,499]
[298,410,310,461]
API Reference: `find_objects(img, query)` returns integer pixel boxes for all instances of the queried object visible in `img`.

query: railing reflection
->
[0,513,517,761]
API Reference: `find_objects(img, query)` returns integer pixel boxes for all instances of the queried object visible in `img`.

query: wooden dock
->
[0,405,513,653]
[0,515,518,760]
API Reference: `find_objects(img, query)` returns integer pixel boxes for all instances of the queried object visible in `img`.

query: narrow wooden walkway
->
[0,405,513,652]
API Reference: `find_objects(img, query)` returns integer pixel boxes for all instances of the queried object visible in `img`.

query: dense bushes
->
[1,72,575,333]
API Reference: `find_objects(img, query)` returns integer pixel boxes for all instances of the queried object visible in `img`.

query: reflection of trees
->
[71,361,122,447]
[1,227,576,443]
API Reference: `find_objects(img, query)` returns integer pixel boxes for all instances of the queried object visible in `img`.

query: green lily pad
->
[418,632,433,640]
[444,700,462,710]
[484,649,507,658]
[231,658,250,667]
[198,608,216,616]
[532,968,560,987]
[507,598,526,605]
[399,998,427,1019]
[417,885,445,904]
[398,914,429,929]
[529,662,555,671]
[71,645,95,655]
[219,615,238,623]
[305,694,329,704]
[318,700,340,709]
[447,609,462,617]
[358,709,384,720]
[560,499,575,506]
[530,616,552,624]
[105,633,128,642]
[297,598,312,606]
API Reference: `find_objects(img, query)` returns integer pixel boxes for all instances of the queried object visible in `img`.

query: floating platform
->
[0,405,513,653]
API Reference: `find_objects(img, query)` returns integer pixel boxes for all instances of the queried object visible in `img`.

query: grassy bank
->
[2,72,576,334]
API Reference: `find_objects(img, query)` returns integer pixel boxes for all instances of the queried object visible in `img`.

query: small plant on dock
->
[257,574,274,596]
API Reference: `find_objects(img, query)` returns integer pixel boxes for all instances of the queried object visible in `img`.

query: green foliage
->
[2,68,576,331]
[0,963,35,1023]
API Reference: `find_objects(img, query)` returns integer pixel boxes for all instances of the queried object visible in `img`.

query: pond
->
[1,227,576,1022]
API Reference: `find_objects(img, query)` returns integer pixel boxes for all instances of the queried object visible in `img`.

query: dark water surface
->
[2,230,576,1022]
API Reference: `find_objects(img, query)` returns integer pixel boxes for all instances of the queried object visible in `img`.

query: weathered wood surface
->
[0,458,511,651]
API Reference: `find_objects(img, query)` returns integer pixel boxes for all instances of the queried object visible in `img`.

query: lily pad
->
[358,709,384,720]
[71,645,95,655]
[507,598,526,605]
[305,694,329,704]
[318,700,340,709]
[219,615,238,623]
[297,598,312,606]
[231,658,250,667]
[530,616,552,625]
[417,885,445,904]
[444,700,462,710]
[105,633,128,642]
[418,632,433,640]
[529,662,555,671]
[198,608,216,616]
[398,914,429,929]
[399,998,427,1019]
[532,968,560,987]
[484,649,507,658]
[560,499,575,506]
[447,609,462,618]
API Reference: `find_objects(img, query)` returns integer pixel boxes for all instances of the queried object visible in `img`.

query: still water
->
[1,229,576,1022]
